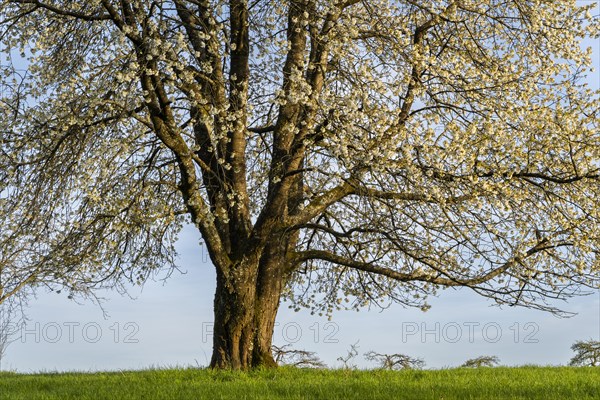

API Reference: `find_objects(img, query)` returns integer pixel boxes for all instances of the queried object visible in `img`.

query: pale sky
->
[1,2,599,372]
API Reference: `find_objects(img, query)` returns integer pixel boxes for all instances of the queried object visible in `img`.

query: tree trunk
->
[209,245,287,370]
[210,264,257,369]
[251,242,288,368]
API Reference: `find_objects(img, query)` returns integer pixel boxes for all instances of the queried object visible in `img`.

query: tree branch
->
[291,237,567,289]
[11,0,110,21]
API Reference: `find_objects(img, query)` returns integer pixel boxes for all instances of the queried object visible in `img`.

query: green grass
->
[0,366,598,399]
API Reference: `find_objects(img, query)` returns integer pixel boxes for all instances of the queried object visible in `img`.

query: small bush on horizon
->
[461,356,500,368]
[569,340,600,367]
[364,351,426,370]
[271,345,326,368]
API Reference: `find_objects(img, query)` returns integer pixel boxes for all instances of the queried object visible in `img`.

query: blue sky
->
[1,2,599,372]
[4,221,599,371]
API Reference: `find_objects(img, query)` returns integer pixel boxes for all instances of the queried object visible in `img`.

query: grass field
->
[0,366,598,399]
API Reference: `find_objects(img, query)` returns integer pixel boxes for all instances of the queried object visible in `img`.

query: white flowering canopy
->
[0,0,598,315]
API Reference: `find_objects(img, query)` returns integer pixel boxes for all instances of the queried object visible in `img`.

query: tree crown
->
[0,0,599,316]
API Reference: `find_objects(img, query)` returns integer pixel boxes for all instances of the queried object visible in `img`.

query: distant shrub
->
[337,341,360,369]
[272,345,326,368]
[461,356,500,368]
[569,340,600,367]
[364,351,425,370]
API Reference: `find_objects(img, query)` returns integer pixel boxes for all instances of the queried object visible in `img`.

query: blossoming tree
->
[0,0,599,369]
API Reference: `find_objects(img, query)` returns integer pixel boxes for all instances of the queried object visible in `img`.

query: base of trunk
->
[209,264,281,369]
[209,241,288,370]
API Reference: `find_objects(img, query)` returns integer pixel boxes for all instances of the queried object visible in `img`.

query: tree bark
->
[209,243,288,369]
[210,263,257,369]
[251,241,288,368]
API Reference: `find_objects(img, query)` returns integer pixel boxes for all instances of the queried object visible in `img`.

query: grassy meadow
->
[0,366,598,400]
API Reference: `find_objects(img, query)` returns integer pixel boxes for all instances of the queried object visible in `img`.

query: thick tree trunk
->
[209,245,287,370]
[251,243,287,368]
[210,264,257,369]
[209,148,301,369]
